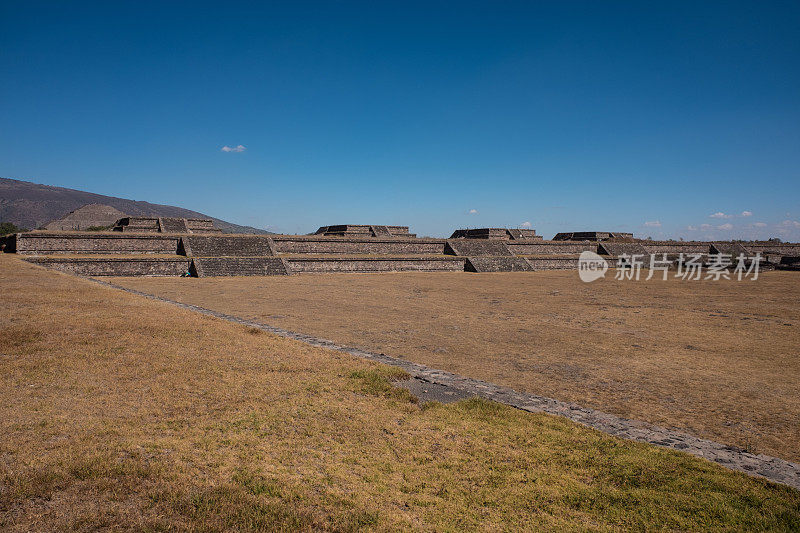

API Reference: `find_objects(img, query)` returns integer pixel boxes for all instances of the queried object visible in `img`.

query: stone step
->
[444,240,511,256]
[191,257,289,277]
[179,236,276,257]
[370,225,393,237]
[159,217,189,233]
[464,256,534,272]
[598,242,649,256]
[709,243,750,256]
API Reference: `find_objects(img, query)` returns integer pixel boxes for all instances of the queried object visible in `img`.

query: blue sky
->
[1,2,799,239]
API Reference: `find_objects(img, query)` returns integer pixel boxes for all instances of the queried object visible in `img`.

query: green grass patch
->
[348,365,417,403]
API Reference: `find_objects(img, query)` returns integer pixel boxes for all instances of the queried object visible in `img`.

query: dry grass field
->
[112,270,800,463]
[2,255,800,530]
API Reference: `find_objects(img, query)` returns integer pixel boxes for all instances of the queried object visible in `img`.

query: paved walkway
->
[92,278,800,490]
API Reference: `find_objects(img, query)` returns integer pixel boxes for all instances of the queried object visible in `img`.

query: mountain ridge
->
[0,178,272,234]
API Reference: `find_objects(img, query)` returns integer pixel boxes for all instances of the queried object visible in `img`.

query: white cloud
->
[520,221,532,228]
[753,222,767,228]
[468,209,478,215]
[709,212,733,219]
[644,220,661,227]
[700,224,713,230]
[780,220,800,228]
[687,225,697,231]
[221,144,247,153]
[741,211,752,217]
[717,223,733,230]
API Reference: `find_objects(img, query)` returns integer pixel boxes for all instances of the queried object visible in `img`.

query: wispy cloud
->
[741,211,752,217]
[752,222,767,228]
[717,223,734,230]
[221,144,247,153]
[780,220,800,228]
[468,209,478,215]
[709,212,733,219]
[520,221,532,228]
[644,220,661,227]
[687,225,697,231]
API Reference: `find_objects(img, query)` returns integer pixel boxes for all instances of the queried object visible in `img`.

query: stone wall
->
[180,236,276,257]
[710,243,750,256]
[526,256,579,270]
[158,217,189,233]
[746,243,800,256]
[553,231,634,241]
[641,242,710,254]
[464,256,533,272]
[114,217,161,233]
[192,257,289,276]
[113,216,221,234]
[314,225,414,237]
[286,257,465,273]
[11,230,800,277]
[23,257,190,276]
[14,233,180,255]
[186,219,222,233]
[506,241,597,255]
[272,236,445,255]
[449,228,540,240]
[598,242,650,256]
[444,240,511,256]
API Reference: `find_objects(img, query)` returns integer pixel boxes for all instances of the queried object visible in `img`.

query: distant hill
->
[0,178,272,234]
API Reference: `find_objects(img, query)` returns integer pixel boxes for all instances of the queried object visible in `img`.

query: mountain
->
[0,178,272,234]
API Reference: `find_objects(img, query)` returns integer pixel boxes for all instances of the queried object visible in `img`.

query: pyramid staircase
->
[444,240,512,256]
[465,257,534,272]
[191,257,290,277]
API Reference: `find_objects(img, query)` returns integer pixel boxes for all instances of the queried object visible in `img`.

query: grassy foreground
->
[1,256,799,531]
[112,270,800,462]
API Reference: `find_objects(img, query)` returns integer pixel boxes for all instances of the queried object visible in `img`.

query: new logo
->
[578,251,608,282]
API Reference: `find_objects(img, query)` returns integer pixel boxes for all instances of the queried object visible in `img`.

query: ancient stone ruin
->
[113,216,222,234]
[4,212,799,277]
[449,228,541,240]
[314,225,415,237]
[43,204,127,231]
[553,231,634,241]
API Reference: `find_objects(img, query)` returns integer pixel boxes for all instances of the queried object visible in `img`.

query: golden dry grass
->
[2,254,800,531]
[111,269,800,462]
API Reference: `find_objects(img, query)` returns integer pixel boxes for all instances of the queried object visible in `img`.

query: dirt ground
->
[112,270,800,462]
[7,256,800,529]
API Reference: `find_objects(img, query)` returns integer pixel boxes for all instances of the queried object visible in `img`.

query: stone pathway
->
[90,278,800,490]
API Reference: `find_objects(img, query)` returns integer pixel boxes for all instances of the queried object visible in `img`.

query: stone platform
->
[191,257,289,277]
[13,232,180,255]
[465,256,534,272]
[179,235,277,257]
[286,256,464,273]
[24,256,191,276]
[113,216,222,234]
[449,227,541,240]
[444,240,512,256]
[314,225,414,237]
[7,229,800,277]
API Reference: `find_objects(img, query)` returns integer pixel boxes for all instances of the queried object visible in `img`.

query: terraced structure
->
[3,217,799,277]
